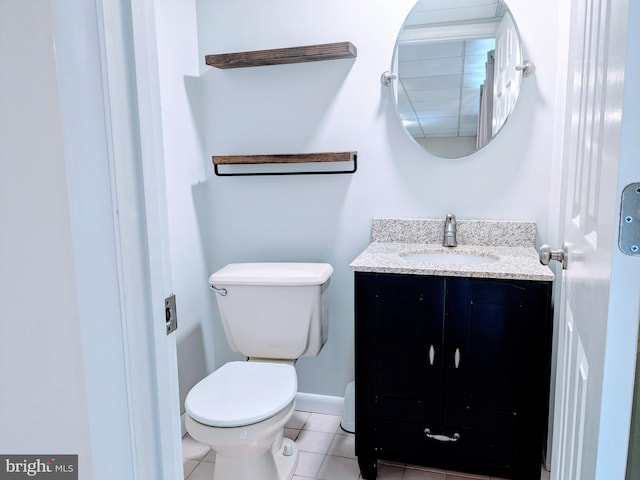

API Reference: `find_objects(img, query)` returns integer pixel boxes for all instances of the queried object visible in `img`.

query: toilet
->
[185,262,333,480]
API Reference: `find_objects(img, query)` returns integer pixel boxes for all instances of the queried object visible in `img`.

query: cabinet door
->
[444,278,551,437]
[355,273,445,424]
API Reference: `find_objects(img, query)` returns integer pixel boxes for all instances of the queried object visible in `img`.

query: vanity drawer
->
[364,418,515,479]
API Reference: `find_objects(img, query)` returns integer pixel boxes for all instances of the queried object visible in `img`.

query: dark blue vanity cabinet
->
[354,272,553,480]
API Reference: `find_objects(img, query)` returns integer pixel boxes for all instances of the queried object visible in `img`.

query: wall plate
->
[619,182,640,256]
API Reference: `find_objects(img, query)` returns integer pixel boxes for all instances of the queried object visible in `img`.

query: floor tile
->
[328,433,356,458]
[286,410,311,430]
[304,412,342,433]
[317,455,361,480]
[295,429,335,455]
[182,459,199,479]
[185,460,214,480]
[403,466,446,479]
[295,451,325,478]
[377,461,404,479]
[447,472,490,480]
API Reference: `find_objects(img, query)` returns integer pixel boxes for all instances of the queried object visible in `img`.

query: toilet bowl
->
[184,263,333,480]
[185,361,299,480]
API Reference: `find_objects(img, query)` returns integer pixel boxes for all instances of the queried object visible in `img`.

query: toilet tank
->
[209,263,333,360]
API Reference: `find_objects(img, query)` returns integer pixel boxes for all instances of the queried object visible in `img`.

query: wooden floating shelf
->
[205,42,357,69]
[213,152,354,165]
[212,152,357,176]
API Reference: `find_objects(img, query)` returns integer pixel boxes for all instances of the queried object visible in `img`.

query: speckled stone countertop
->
[349,218,554,281]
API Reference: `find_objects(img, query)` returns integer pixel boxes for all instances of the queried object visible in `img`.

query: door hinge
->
[165,294,178,335]
[619,182,640,256]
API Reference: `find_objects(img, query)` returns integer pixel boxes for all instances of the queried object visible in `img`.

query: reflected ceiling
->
[396,0,506,139]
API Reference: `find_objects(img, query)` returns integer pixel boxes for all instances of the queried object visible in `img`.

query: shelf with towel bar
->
[212,152,357,177]
[205,42,357,69]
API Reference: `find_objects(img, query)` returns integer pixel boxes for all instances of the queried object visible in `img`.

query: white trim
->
[124,0,183,477]
[295,393,345,416]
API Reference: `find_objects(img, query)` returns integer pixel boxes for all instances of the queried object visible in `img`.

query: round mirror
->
[388,0,528,159]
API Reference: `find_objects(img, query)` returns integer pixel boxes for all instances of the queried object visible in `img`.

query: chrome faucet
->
[443,214,457,247]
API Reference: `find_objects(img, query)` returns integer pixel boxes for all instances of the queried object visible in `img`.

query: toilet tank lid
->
[209,262,333,286]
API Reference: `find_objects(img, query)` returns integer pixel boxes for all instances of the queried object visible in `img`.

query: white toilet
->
[185,262,333,480]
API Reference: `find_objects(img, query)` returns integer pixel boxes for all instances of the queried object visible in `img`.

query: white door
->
[551,0,639,479]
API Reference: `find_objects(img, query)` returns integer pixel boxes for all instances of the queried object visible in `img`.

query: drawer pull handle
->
[454,348,461,368]
[429,345,435,365]
[424,428,461,442]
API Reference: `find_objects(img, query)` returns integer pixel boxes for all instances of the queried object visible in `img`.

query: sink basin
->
[401,252,497,265]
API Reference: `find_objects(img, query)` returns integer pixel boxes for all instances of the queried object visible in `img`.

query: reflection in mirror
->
[390,0,526,159]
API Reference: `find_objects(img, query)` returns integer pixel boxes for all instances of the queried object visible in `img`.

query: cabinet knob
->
[454,348,461,368]
[429,345,435,365]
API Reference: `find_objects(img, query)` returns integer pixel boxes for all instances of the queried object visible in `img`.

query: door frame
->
[53,0,182,478]
[100,0,184,476]
[622,4,640,477]
[596,0,640,477]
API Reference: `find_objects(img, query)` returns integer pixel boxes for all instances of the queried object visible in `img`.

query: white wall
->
[0,0,93,473]
[154,0,218,414]
[180,0,563,397]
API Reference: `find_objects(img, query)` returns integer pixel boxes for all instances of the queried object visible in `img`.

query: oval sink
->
[401,252,497,265]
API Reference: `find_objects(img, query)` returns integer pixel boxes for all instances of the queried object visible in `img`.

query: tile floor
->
[182,410,551,480]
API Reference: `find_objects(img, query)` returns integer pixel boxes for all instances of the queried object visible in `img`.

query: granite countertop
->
[349,218,555,282]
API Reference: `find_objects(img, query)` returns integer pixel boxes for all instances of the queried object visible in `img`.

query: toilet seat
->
[185,361,297,428]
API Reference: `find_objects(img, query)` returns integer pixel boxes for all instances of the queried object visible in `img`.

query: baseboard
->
[295,392,344,416]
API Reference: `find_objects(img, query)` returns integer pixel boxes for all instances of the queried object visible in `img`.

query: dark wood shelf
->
[205,42,357,69]
[212,151,357,176]
[213,152,355,165]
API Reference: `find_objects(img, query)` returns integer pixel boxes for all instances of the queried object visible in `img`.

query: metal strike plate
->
[165,294,178,335]
[619,183,640,256]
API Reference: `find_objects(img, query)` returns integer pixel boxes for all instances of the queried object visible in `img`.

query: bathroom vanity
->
[350,219,554,480]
